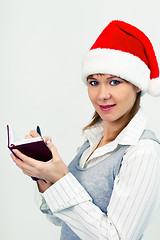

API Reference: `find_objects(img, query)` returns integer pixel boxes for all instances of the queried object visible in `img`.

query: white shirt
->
[35,107,160,240]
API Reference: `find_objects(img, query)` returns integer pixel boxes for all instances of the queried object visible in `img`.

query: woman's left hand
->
[10,141,69,184]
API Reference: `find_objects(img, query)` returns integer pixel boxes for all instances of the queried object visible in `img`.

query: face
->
[87,74,140,125]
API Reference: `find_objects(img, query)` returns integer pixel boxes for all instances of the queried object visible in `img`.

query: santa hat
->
[82,20,160,96]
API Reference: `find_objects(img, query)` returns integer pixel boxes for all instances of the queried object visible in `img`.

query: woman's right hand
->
[25,130,53,193]
[11,130,69,192]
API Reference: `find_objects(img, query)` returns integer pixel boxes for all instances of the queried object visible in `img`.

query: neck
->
[102,111,135,143]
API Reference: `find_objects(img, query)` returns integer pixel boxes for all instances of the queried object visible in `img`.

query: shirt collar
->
[116,107,148,145]
[84,107,148,151]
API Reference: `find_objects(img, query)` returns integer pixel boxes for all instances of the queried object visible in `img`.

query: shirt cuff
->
[34,183,52,215]
[34,182,43,208]
[43,172,92,213]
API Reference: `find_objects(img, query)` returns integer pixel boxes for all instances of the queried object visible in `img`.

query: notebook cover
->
[7,125,52,181]
[8,141,52,162]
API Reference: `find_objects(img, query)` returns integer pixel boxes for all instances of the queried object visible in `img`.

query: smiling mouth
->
[99,104,116,111]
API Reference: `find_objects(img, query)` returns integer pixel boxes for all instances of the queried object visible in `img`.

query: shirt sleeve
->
[34,183,62,226]
[42,140,160,240]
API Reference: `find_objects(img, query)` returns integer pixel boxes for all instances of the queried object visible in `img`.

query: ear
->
[136,87,141,93]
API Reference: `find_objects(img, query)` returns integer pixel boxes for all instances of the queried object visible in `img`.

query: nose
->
[98,85,111,101]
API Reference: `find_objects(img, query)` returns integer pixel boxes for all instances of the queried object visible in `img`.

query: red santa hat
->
[82,20,160,96]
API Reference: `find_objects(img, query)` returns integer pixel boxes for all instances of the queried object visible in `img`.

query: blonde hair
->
[83,91,141,132]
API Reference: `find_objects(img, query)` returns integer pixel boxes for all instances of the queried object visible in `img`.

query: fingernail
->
[47,140,52,146]
[13,149,19,155]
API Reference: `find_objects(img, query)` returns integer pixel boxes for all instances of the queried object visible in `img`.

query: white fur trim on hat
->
[82,48,150,94]
[148,77,160,96]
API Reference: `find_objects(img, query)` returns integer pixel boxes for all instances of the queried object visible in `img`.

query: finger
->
[43,136,52,143]
[30,130,40,138]
[12,149,39,167]
[11,153,20,163]
[11,153,28,169]
[11,153,39,177]
[25,134,33,139]
[47,141,61,160]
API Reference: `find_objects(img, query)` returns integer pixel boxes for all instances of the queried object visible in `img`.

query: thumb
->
[47,141,61,160]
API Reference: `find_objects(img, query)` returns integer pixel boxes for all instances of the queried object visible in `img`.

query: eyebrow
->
[87,75,122,80]
[108,76,121,79]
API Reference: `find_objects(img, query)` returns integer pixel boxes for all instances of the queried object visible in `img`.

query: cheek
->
[88,88,95,103]
[116,87,137,106]
[88,89,92,101]
[122,91,137,107]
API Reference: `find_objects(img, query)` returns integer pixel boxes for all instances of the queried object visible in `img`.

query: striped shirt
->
[35,107,160,239]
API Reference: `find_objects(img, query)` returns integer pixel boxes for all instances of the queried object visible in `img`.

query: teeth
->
[100,104,115,108]
[103,105,113,107]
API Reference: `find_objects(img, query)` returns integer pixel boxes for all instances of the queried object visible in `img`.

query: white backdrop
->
[1,0,160,239]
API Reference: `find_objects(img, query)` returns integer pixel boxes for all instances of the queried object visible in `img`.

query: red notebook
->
[7,125,52,180]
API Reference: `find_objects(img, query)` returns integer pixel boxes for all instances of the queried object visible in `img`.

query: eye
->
[110,80,121,86]
[88,81,99,86]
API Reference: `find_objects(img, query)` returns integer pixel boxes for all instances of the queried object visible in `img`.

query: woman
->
[11,20,160,240]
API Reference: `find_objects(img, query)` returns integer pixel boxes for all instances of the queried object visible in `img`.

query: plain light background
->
[1,0,160,239]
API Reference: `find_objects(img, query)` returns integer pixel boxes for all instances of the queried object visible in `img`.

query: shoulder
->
[134,137,160,151]
[118,139,160,182]
[123,138,160,165]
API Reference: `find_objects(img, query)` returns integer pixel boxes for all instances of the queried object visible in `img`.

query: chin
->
[99,111,124,123]
[99,114,116,122]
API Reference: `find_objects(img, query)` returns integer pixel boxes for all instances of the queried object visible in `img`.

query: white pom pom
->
[148,78,160,97]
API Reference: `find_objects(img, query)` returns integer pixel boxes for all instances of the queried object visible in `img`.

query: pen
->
[36,125,42,137]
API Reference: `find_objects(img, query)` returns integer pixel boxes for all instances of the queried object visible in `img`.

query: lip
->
[99,104,116,111]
